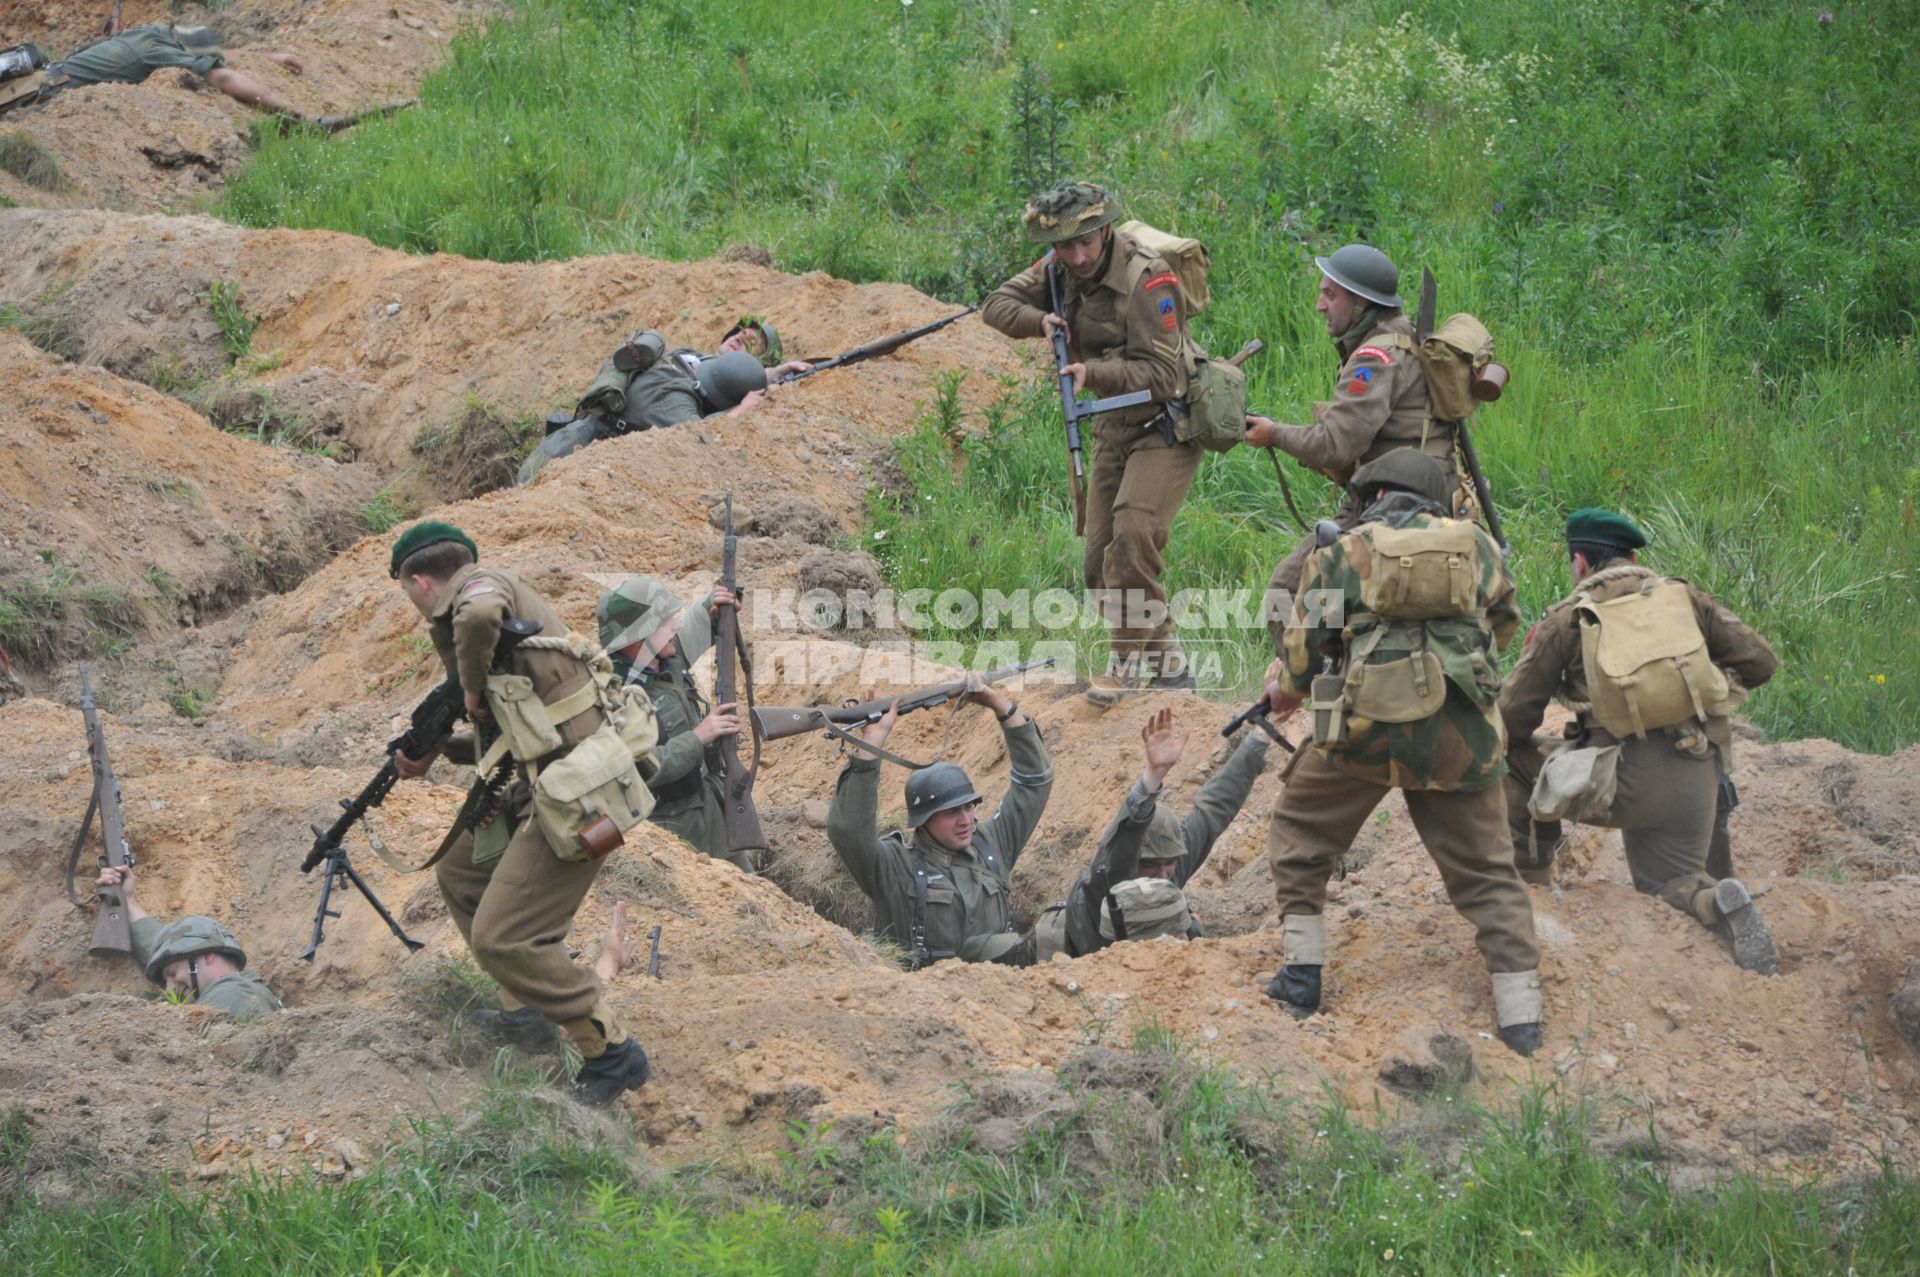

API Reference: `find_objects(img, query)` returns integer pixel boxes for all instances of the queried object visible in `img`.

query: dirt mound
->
[0,331,372,683]
[0,0,464,212]
[2,213,1917,1199]
[0,208,1015,503]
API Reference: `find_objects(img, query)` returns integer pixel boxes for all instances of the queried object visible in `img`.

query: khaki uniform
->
[1053,732,1269,958]
[1266,310,1456,648]
[825,720,1054,964]
[611,599,746,871]
[128,917,281,1020]
[1498,564,1779,923]
[425,563,628,1058]
[1268,496,1539,975]
[982,229,1197,671]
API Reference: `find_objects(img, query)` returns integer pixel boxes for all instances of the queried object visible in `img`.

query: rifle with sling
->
[63,665,133,957]
[1416,268,1507,552]
[299,619,539,958]
[776,308,976,383]
[752,657,1055,768]
[715,495,768,859]
[1047,261,1152,535]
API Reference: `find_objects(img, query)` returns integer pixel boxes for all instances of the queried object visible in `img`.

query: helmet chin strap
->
[186,957,203,998]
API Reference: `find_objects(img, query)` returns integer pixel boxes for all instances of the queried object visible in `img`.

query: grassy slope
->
[225,0,1919,750]
[5,1059,1917,1275]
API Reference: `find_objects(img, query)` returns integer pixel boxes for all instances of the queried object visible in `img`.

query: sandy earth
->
[1,0,465,211]
[0,1,1915,1205]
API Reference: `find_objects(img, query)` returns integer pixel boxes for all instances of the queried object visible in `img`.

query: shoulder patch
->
[1141,271,1179,292]
[459,580,498,598]
[1031,250,1054,272]
[1353,345,1395,365]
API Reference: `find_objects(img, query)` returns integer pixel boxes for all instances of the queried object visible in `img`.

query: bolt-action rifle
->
[776,307,976,383]
[752,657,1055,767]
[715,494,767,860]
[63,665,133,957]
[1047,261,1152,535]
[300,619,539,958]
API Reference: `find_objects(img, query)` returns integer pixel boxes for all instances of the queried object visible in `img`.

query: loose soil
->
[0,0,467,212]
[0,46,1915,1201]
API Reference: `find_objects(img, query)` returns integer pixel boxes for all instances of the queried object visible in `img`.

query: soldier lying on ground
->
[4,24,307,118]
[94,865,281,1021]
[1035,705,1273,960]
[517,318,813,483]
[826,677,1053,968]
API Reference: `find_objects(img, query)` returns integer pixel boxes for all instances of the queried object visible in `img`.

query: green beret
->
[1564,508,1648,551]
[389,521,478,578]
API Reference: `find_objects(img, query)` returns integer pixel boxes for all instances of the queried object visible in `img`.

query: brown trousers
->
[1269,747,1540,973]
[435,809,625,1056]
[1084,420,1200,671]
[1507,734,1719,925]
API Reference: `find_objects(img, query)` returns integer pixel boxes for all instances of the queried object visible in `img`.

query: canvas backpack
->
[1574,577,1733,739]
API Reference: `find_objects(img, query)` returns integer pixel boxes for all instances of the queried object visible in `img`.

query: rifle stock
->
[74,666,133,957]
[778,307,976,383]
[751,658,1056,742]
[715,495,767,856]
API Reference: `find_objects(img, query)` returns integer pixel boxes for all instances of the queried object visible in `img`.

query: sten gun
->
[63,665,134,957]
[777,308,976,383]
[715,494,768,860]
[752,657,1055,764]
[1219,696,1297,749]
[1047,261,1152,533]
[300,619,539,958]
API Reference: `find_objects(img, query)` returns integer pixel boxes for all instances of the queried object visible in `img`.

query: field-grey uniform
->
[1048,731,1270,958]
[825,719,1054,965]
[130,916,281,1020]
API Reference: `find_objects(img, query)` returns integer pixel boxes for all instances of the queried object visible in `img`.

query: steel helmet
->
[904,761,981,828]
[1314,243,1403,308]
[722,318,784,367]
[597,576,683,651]
[1099,876,1192,943]
[1348,451,1453,508]
[1022,181,1122,244]
[143,916,247,986]
[695,350,769,411]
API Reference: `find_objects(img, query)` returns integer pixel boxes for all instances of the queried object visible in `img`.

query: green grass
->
[2,1044,1915,1275]
[216,0,1919,751]
[0,131,70,192]
[0,558,141,666]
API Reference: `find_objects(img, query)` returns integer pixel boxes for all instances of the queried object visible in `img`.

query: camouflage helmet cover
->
[1314,243,1403,308]
[1022,181,1122,244]
[143,916,247,986]
[695,350,770,410]
[722,317,784,367]
[1099,876,1192,943]
[1139,803,1186,866]
[597,576,684,651]
[1349,450,1453,509]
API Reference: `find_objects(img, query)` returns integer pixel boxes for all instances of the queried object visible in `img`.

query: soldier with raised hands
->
[825,677,1053,968]
[1035,705,1274,960]
[1499,509,1781,973]
[1261,452,1544,1055]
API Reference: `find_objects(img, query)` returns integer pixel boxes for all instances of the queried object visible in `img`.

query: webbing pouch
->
[485,673,564,761]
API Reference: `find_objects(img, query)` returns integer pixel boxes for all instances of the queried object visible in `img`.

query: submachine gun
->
[1047,261,1152,534]
[63,665,134,957]
[299,620,539,958]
